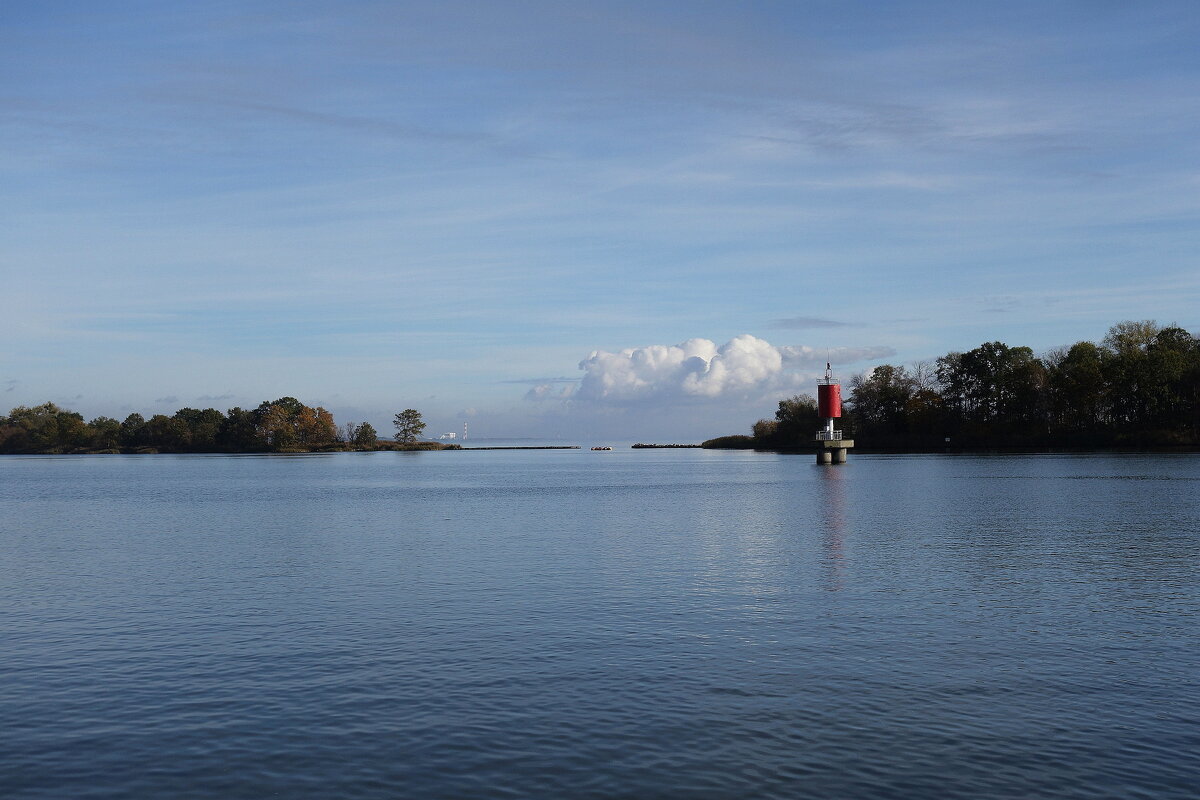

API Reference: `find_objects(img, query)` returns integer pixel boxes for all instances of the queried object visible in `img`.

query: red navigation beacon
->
[817,365,841,419]
[815,362,852,464]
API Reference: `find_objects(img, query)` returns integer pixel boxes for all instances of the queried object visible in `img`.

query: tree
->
[770,395,819,447]
[1102,321,1162,427]
[217,407,262,451]
[1103,320,1161,355]
[87,416,121,450]
[937,342,1044,430]
[393,409,426,443]
[174,407,224,451]
[751,418,778,442]
[258,403,298,450]
[1046,342,1106,431]
[143,414,190,451]
[295,405,336,447]
[2,403,87,452]
[353,422,378,447]
[119,413,146,448]
[849,365,915,435]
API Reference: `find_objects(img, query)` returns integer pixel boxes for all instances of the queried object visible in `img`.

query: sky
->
[3,1,1199,440]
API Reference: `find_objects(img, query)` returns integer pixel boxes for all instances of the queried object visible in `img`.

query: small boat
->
[591,446,612,451]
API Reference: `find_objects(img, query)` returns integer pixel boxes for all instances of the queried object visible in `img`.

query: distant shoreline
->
[458,446,581,450]
[5,444,1199,457]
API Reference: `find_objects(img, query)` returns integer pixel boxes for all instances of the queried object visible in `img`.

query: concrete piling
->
[815,438,854,465]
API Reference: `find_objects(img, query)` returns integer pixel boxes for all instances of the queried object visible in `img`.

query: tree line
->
[0,397,437,454]
[707,320,1200,450]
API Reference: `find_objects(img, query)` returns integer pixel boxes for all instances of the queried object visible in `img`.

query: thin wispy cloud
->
[499,377,581,385]
[194,393,237,405]
[770,316,856,330]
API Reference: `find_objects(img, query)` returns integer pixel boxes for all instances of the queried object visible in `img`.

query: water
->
[2,451,1198,799]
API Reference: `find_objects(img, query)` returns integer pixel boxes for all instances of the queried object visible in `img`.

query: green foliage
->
[757,395,819,448]
[218,407,262,451]
[1,397,347,454]
[144,414,190,451]
[728,319,1200,451]
[1046,342,1105,431]
[751,419,778,440]
[174,408,224,451]
[393,409,426,443]
[353,422,378,447]
[87,416,121,450]
[850,366,915,434]
[936,341,1044,427]
[120,413,146,447]
[0,403,87,453]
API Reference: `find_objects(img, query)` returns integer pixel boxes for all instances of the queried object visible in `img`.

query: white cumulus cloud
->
[535,335,894,407]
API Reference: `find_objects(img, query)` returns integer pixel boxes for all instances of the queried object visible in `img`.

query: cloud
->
[499,376,581,385]
[525,384,576,403]
[560,335,894,407]
[155,395,179,405]
[4,379,17,393]
[778,345,897,367]
[981,296,1021,314]
[770,316,855,329]
[194,393,236,405]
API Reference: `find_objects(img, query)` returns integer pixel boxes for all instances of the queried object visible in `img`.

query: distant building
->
[439,432,457,440]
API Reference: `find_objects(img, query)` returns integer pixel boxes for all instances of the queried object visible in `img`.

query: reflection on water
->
[1,451,1199,800]
[816,465,848,591]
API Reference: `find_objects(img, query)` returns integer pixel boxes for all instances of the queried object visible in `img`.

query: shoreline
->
[6,445,1200,456]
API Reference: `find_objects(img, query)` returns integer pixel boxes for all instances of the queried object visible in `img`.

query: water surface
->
[2,451,1198,798]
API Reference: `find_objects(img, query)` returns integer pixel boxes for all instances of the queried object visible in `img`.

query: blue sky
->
[3,1,1198,439]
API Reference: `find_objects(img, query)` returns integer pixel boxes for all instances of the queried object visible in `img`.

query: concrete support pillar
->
[815,438,854,465]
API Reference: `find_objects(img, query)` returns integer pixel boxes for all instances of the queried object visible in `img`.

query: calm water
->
[2,451,1198,799]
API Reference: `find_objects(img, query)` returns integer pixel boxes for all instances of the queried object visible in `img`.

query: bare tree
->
[909,360,937,392]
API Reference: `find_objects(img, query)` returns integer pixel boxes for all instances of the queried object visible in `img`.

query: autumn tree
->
[295,405,336,447]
